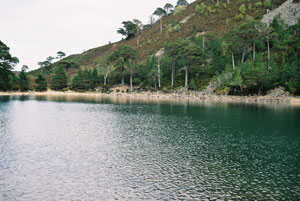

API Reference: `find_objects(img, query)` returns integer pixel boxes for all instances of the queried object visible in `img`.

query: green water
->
[0,95,299,200]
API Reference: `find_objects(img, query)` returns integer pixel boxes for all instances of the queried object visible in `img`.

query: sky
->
[0,0,194,71]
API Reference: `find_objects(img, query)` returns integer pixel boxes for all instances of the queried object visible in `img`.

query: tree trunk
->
[258,86,262,96]
[158,62,161,88]
[121,75,124,85]
[203,35,205,52]
[232,51,235,70]
[130,71,133,92]
[253,40,256,62]
[137,37,139,46]
[160,18,163,32]
[104,75,107,86]
[185,66,189,88]
[267,39,271,70]
[241,42,247,63]
[171,62,175,87]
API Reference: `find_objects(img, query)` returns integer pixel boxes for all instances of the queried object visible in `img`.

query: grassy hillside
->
[30,0,286,81]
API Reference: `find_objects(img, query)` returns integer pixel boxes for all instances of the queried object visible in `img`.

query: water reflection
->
[0,95,299,200]
[1,95,298,110]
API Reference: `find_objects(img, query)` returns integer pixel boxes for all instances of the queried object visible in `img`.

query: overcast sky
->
[0,0,194,71]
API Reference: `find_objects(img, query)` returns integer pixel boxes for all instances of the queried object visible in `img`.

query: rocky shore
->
[1,87,300,106]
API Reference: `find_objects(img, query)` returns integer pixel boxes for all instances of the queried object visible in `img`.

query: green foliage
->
[35,74,47,91]
[241,56,272,94]
[71,68,97,91]
[189,78,197,90]
[248,4,252,10]
[164,3,173,14]
[264,0,272,9]
[174,24,181,31]
[166,24,173,32]
[216,86,230,95]
[57,51,66,60]
[176,0,188,6]
[50,66,67,90]
[195,3,206,14]
[57,61,79,72]
[117,21,137,39]
[173,5,186,15]
[153,7,166,17]
[255,2,262,7]
[280,57,300,94]
[0,40,19,91]
[109,46,139,85]
[207,5,216,14]
[235,14,244,20]
[18,70,30,91]
[239,4,246,14]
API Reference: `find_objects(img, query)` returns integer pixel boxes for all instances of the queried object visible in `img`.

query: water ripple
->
[0,96,299,200]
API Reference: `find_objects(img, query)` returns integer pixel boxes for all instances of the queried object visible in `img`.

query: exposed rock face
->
[155,48,164,60]
[180,13,195,24]
[262,0,300,26]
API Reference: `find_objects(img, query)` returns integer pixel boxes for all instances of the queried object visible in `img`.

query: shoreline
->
[1,90,300,105]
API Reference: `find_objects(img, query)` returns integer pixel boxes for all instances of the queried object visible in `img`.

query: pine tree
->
[18,69,30,91]
[35,74,47,91]
[51,66,67,90]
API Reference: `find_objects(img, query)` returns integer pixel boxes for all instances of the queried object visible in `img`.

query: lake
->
[0,95,299,200]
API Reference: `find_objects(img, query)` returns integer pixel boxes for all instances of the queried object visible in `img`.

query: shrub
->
[62,88,68,92]
[255,2,262,7]
[264,0,272,9]
[248,4,252,10]
[195,3,206,14]
[216,86,230,95]
[207,6,216,14]
[173,5,186,15]
[239,4,246,14]
[235,14,244,20]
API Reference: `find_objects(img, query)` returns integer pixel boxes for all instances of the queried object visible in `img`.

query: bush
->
[173,5,186,15]
[235,14,244,20]
[255,2,262,7]
[195,3,206,14]
[264,0,272,9]
[62,88,69,92]
[239,4,246,14]
[216,86,230,95]
[207,6,216,14]
[248,4,252,10]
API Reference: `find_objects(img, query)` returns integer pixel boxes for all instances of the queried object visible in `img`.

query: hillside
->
[31,0,285,76]
[22,0,300,96]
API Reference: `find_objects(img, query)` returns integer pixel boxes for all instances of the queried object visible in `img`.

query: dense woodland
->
[1,0,299,95]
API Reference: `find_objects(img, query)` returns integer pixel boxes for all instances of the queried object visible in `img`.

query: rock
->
[262,0,300,26]
[180,13,195,24]
[155,48,164,60]
[266,87,290,98]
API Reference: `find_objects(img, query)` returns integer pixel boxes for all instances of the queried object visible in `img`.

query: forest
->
[1,0,299,95]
